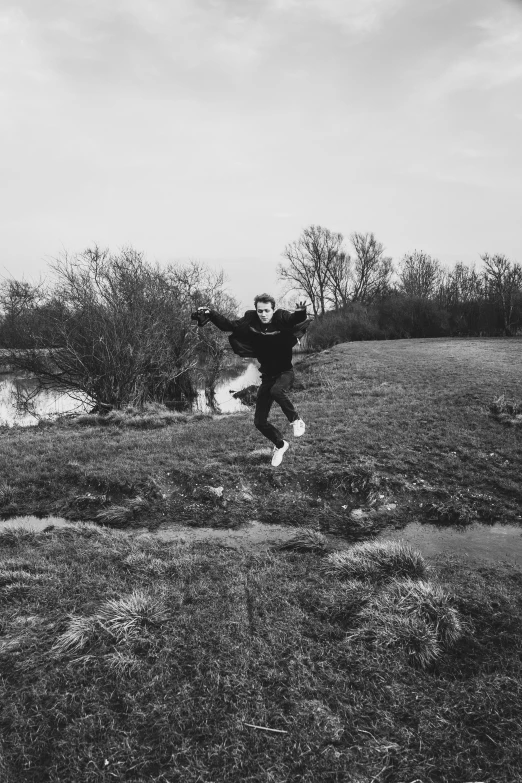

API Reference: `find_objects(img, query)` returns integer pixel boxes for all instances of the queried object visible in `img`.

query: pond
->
[0,362,261,426]
[194,361,260,414]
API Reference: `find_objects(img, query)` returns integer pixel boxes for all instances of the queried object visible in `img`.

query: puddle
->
[0,375,90,426]
[379,522,522,567]
[145,520,296,550]
[2,516,521,565]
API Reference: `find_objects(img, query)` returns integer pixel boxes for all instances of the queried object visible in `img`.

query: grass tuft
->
[321,540,427,582]
[489,395,522,428]
[52,615,98,655]
[349,578,463,668]
[95,590,170,639]
[319,579,375,620]
[277,528,329,553]
[372,578,463,647]
[95,505,133,527]
[489,394,522,416]
[53,589,171,657]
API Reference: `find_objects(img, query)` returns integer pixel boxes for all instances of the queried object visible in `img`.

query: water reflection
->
[0,373,90,426]
[0,361,260,426]
[195,361,260,414]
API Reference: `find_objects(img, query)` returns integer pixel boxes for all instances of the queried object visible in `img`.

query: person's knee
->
[254,415,266,430]
[270,386,289,403]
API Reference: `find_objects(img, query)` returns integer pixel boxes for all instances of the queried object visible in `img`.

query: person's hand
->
[197,306,210,314]
[295,300,308,310]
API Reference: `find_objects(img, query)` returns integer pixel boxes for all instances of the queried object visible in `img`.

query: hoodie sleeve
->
[275,307,307,327]
[207,310,252,333]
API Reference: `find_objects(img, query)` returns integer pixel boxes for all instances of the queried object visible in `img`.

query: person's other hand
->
[197,306,210,313]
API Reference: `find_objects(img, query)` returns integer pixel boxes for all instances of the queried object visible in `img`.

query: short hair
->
[254,293,276,310]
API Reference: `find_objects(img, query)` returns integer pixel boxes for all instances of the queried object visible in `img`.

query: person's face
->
[256,301,274,324]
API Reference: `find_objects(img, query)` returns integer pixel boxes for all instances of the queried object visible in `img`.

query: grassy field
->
[1,337,522,782]
[1,337,521,531]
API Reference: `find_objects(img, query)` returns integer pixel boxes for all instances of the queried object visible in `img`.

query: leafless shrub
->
[1,248,237,410]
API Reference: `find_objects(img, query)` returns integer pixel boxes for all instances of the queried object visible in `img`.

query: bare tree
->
[324,251,352,309]
[398,251,442,299]
[2,247,237,409]
[0,278,43,348]
[481,253,522,336]
[279,225,346,316]
[168,260,239,391]
[437,262,483,307]
[350,232,393,303]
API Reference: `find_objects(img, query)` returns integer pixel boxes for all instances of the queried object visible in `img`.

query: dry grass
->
[319,542,460,669]
[348,577,463,669]
[277,528,329,553]
[95,504,134,527]
[318,579,375,620]
[53,589,171,656]
[0,526,521,782]
[2,337,522,529]
[321,540,428,581]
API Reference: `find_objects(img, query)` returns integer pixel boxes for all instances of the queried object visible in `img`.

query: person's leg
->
[254,376,285,447]
[270,370,300,423]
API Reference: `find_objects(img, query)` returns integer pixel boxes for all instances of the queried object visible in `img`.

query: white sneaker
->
[292,419,306,437]
[271,440,290,467]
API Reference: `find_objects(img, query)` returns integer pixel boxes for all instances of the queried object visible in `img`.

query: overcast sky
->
[1,0,521,308]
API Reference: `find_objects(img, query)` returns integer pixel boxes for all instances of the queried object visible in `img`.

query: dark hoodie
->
[207,308,308,375]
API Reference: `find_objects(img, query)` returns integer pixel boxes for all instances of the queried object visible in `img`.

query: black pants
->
[254,370,299,448]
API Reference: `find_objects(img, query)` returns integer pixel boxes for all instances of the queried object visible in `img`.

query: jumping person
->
[194,294,309,467]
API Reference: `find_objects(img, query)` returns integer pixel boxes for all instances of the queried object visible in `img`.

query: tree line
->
[280,225,522,347]
[1,232,520,411]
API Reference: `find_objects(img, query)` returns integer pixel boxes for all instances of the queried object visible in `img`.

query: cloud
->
[423,4,522,99]
[305,0,405,33]
[0,0,275,99]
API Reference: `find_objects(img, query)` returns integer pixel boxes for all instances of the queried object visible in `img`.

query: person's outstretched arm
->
[194,307,243,332]
[278,300,309,326]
